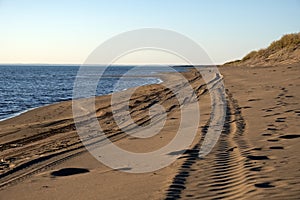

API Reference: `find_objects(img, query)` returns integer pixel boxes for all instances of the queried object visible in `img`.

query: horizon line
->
[0,63,220,66]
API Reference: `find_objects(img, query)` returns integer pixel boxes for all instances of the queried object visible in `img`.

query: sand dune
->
[224,33,300,67]
[0,64,299,199]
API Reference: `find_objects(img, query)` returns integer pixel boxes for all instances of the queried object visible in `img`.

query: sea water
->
[0,65,188,121]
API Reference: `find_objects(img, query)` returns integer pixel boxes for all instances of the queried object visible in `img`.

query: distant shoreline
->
[0,65,187,122]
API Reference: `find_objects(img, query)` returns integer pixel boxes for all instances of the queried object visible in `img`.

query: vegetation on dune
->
[242,50,258,61]
[268,33,300,51]
[224,32,300,66]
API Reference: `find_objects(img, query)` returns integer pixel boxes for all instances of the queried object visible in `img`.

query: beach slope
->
[1,64,300,199]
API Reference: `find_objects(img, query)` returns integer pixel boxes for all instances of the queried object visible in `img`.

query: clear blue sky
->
[0,0,299,64]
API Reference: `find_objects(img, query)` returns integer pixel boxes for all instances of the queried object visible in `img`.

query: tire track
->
[0,69,206,190]
[0,146,85,189]
[165,89,261,199]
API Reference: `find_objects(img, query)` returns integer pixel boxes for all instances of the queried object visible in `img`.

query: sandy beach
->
[0,63,299,200]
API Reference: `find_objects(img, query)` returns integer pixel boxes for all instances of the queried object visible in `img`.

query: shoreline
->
[0,66,169,122]
[0,66,206,169]
[0,64,194,122]
[0,67,212,200]
[1,64,299,199]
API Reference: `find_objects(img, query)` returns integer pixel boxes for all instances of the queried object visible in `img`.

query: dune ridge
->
[224,32,300,67]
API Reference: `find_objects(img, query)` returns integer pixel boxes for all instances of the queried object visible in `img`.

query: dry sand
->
[0,64,299,199]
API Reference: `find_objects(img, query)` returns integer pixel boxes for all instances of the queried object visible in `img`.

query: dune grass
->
[225,32,300,65]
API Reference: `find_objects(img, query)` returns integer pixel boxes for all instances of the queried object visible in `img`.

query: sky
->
[0,0,299,65]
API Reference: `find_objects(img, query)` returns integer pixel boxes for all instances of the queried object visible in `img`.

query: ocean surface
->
[0,65,188,121]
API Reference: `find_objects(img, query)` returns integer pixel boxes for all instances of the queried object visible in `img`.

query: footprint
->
[255,182,275,188]
[248,98,261,102]
[275,118,285,123]
[263,113,281,117]
[269,146,284,150]
[267,139,279,142]
[225,146,237,152]
[285,109,294,113]
[247,155,270,160]
[250,166,263,172]
[251,147,262,151]
[262,133,272,136]
[279,134,300,139]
